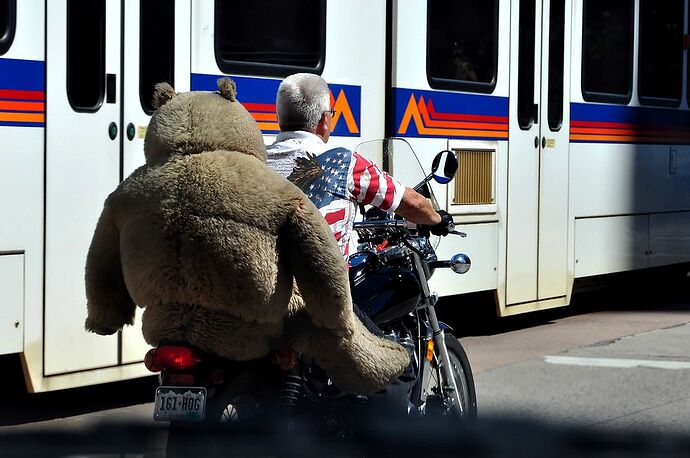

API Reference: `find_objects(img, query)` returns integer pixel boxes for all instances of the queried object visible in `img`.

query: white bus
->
[1,0,689,392]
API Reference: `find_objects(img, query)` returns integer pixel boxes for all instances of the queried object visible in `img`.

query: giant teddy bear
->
[84,78,408,394]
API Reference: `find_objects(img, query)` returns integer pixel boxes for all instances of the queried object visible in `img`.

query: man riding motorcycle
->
[266,73,453,412]
[267,73,452,259]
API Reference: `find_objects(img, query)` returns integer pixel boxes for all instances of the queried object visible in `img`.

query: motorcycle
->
[144,138,477,442]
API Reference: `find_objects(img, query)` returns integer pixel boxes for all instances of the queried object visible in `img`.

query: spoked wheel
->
[426,334,477,419]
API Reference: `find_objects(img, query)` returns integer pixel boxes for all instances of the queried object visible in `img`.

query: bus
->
[1,0,689,392]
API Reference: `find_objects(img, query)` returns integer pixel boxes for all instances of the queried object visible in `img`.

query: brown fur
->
[84,78,408,393]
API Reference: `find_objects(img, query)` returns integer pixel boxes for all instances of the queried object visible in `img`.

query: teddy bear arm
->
[285,201,353,332]
[84,205,136,334]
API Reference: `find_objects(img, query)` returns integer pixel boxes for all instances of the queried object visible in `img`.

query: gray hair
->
[276,73,330,132]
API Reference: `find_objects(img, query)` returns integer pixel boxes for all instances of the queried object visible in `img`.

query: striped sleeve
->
[350,152,404,212]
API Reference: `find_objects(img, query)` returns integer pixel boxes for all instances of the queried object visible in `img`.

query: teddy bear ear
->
[151,82,177,109]
[217,77,237,102]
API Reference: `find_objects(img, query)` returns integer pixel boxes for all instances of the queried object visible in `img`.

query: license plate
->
[154,386,207,422]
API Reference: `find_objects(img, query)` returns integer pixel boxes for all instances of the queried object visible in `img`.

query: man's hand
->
[418,210,454,237]
[429,210,454,236]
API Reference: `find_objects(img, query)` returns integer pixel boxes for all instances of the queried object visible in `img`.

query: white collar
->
[276,130,325,145]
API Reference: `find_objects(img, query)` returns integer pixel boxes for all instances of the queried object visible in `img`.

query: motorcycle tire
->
[427,334,477,419]
[165,370,277,458]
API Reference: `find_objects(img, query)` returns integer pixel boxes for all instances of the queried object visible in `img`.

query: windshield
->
[355,138,442,248]
[354,138,440,210]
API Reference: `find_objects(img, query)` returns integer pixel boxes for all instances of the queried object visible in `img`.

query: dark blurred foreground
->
[2,414,690,458]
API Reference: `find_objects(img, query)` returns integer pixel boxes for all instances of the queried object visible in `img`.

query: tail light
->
[144,345,203,372]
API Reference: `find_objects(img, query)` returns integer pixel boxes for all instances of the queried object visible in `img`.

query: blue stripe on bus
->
[571,102,690,128]
[0,121,44,128]
[570,102,690,144]
[0,58,45,91]
[191,73,362,137]
[191,73,280,104]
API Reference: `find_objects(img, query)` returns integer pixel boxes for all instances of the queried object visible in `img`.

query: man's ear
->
[152,82,177,109]
[315,112,330,140]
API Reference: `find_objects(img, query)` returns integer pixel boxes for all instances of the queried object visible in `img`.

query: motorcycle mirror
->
[450,253,471,274]
[431,150,458,184]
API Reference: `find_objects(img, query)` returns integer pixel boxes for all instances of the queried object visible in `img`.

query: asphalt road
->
[452,273,690,434]
[2,269,690,452]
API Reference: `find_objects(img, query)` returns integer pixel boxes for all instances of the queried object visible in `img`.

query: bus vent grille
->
[452,149,494,205]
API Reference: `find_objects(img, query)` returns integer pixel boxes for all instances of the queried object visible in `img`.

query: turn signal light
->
[144,346,203,372]
[426,340,435,362]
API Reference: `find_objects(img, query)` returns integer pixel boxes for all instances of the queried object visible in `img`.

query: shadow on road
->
[0,354,158,426]
[2,414,690,458]
[441,264,690,338]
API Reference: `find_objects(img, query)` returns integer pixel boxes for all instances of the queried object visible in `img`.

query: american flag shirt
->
[267,131,404,259]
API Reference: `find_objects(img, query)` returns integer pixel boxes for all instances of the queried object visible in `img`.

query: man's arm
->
[394,187,442,225]
[349,152,442,225]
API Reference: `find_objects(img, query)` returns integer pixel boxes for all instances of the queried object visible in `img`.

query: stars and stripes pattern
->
[351,153,401,211]
[301,147,404,258]
[267,133,404,259]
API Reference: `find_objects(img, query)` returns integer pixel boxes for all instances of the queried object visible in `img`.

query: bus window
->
[214,0,325,77]
[581,0,633,104]
[67,0,106,112]
[426,0,499,94]
[638,0,683,106]
[517,0,536,129]
[140,0,174,114]
[547,0,565,131]
[0,0,16,55]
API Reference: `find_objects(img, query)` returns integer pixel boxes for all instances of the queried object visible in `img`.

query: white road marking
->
[544,356,690,370]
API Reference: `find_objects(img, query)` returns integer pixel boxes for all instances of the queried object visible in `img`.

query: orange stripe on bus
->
[420,99,506,130]
[419,127,509,138]
[0,112,45,122]
[0,101,45,112]
[252,112,278,122]
[571,127,689,138]
[571,127,641,136]
[421,113,508,131]
[398,94,508,138]
[257,122,280,131]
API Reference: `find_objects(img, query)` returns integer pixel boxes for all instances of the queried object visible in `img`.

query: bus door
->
[506,0,570,306]
[45,0,122,375]
[45,0,190,375]
[120,0,190,364]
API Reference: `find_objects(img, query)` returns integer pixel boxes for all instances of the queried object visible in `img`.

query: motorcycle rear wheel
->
[427,334,477,419]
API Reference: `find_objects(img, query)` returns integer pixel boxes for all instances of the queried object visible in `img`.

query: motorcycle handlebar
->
[353,220,409,230]
[353,220,467,238]
[428,260,453,269]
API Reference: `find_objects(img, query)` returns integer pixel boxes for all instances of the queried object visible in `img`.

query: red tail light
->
[144,346,203,372]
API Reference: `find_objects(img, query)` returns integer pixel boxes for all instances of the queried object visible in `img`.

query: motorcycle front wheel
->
[427,334,477,419]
